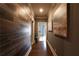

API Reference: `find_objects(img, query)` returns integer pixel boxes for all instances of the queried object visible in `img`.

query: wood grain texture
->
[29,41,53,56]
[0,4,32,56]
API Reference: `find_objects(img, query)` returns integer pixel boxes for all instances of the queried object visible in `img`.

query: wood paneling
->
[0,4,32,56]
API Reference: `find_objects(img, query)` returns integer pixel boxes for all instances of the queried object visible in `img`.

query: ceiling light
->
[39,8,43,13]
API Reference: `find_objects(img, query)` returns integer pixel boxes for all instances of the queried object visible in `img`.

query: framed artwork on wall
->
[53,4,67,38]
[48,21,53,32]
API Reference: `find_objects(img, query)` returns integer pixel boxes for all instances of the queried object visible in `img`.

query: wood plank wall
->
[0,4,32,56]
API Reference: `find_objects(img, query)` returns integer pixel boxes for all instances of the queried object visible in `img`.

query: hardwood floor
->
[29,41,53,56]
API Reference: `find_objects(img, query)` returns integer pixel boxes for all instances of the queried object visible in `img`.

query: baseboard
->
[47,40,57,56]
[25,46,32,56]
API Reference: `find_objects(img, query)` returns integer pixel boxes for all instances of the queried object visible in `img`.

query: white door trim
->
[47,40,57,56]
[25,46,32,56]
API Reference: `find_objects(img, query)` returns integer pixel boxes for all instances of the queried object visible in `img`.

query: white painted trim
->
[47,40,57,56]
[25,46,32,56]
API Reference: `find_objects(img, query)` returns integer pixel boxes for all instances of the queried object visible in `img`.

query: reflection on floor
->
[29,41,53,56]
[39,36,46,41]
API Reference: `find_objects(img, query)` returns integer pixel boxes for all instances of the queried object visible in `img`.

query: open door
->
[38,22,47,42]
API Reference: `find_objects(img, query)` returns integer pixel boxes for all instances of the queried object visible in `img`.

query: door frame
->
[37,22,48,41]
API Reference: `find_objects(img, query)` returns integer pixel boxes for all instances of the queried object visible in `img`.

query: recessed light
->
[39,8,43,13]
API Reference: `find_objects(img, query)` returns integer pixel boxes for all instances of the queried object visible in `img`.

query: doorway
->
[38,22,47,42]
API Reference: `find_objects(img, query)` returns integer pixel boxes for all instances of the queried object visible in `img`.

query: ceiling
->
[0,3,60,21]
[30,3,56,20]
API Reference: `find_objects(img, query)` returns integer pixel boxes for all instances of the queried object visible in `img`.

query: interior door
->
[38,22,47,42]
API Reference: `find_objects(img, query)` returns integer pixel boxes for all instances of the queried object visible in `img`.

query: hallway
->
[29,41,53,56]
[1,3,79,56]
[0,3,67,56]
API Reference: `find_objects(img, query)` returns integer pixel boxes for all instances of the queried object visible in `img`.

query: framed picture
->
[53,4,67,38]
[48,21,53,32]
